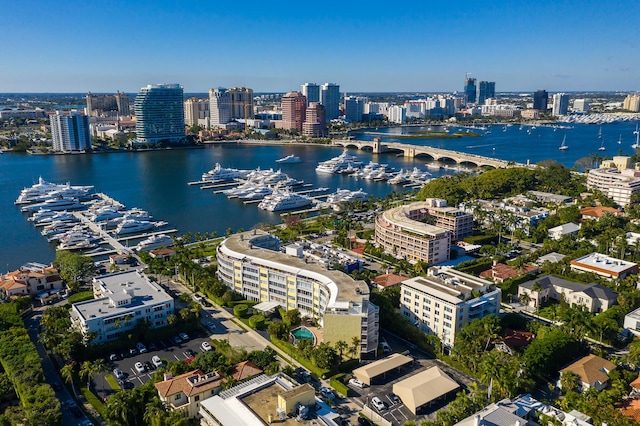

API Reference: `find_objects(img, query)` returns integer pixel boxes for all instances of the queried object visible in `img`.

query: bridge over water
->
[332,139,528,169]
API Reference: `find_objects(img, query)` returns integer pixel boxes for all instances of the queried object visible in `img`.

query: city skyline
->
[1,1,639,93]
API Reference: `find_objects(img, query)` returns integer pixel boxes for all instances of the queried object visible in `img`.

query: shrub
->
[248,315,265,329]
[234,304,249,318]
[330,373,349,397]
[67,290,94,305]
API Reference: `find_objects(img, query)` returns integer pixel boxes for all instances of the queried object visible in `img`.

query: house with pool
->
[216,230,379,357]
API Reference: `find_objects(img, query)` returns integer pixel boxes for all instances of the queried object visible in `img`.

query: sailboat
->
[559,135,568,151]
[632,123,640,149]
[503,125,507,132]
[598,139,606,151]
[618,134,622,145]
[598,126,602,140]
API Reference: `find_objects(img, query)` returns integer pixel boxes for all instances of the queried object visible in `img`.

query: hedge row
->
[329,373,349,397]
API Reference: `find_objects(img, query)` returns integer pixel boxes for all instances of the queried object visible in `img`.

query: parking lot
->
[106,330,214,388]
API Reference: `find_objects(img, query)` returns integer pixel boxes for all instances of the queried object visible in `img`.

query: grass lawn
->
[104,375,120,390]
[80,384,105,417]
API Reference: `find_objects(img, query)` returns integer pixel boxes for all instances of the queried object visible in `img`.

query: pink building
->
[280,91,306,131]
[303,102,326,137]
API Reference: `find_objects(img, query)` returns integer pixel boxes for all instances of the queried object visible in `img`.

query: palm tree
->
[60,363,77,398]
[334,340,348,361]
[92,358,108,395]
[349,336,360,359]
[79,360,93,389]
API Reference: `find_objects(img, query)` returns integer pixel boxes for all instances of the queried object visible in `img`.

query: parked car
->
[51,382,62,392]
[134,362,145,374]
[173,335,182,344]
[113,368,125,380]
[388,392,400,404]
[185,349,196,358]
[348,378,366,388]
[109,353,118,362]
[357,417,373,426]
[144,361,153,371]
[371,397,386,411]
[129,348,138,356]
[121,380,134,390]
[381,341,391,354]
[202,341,212,351]
[152,355,163,368]
[136,342,147,354]
[320,386,335,400]
[179,332,190,341]
[205,320,216,330]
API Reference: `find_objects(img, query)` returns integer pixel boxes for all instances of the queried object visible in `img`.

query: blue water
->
[291,326,315,344]
[1,120,637,270]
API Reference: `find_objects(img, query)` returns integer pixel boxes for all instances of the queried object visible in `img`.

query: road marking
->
[173,354,181,361]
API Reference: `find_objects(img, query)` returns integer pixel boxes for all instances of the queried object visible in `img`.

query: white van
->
[152,355,163,368]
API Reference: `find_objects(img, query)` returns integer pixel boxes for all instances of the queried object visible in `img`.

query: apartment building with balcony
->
[216,231,379,356]
[400,267,501,348]
[70,270,174,344]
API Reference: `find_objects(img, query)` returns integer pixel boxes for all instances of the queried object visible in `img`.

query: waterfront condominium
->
[374,202,453,264]
[228,87,255,120]
[279,91,307,131]
[552,93,570,116]
[216,231,379,356]
[344,96,364,122]
[70,270,174,344]
[320,83,340,120]
[400,267,501,348]
[184,97,210,127]
[209,88,232,127]
[463,77,476,105]
[302,102,326,137]
[134,84,185,144]
[86,91,130,117]
[533,90,549,111]
[301,82,320,106]
[477,81,495,105]
[50,111,92,152]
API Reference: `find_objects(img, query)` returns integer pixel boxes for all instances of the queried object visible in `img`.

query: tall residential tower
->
[301,83,320,106]
[464,77,477,105]
[50,112,92,152]
[134,84,185,144]
[477,81,495,105]
[552,93,570,116]
[320,83,340,120]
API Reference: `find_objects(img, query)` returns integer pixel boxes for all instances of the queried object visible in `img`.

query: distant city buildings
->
[86,91,130,117]
[228,87,255,120]
[300,82,320,106]
[184,97,210,127]
[464,77,477,105]
[134,84,185,144]
[320,83,340,120]
[209,88,232,127]
[50,111,92,152]
[477,81,495,105]
[573,99,590,113]
[279,91,307,131]
[552,93,570,116]
[533,90,548,111]
[343,96,364,122]
[624,94,640,112]
[388,105,406,124]
[302,102,326,137]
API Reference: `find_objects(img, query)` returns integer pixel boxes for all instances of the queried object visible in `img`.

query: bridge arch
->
[459,160,480,168]
[414,152,436,161]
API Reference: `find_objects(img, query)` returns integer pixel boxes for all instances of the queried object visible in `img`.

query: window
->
[175,394,181,401]
[194,395,200,401]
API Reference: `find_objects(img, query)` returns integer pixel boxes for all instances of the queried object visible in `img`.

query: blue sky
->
[1,0,639,93]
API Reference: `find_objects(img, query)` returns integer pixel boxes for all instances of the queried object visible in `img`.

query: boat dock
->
[71,212,133,255]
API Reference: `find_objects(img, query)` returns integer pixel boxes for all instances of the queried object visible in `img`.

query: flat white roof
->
[571,253,637,274]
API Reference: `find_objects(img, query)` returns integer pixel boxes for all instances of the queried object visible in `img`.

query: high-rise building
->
[209,88,232,127]
[303,102,326,137]
[301,83,320,106]
[50,112,92,152]
[344,96,364,122]
[533,90,548,111]
[228,87,254,120]
[86,91,130,117]
[624,94,640,112]
[464,77,477,105]
[388,105,406,124]
[552,93,570,116]
[134,84,185,144]
[184,98,210,127]
[280,91,307,131]
[477,81,495,105]
[573,99,590,113]
[320,83,340,120]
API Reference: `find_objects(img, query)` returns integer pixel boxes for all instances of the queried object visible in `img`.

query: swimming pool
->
[290,326,316,345]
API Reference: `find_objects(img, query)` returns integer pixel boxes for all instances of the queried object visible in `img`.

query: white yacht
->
[90,206,124,222]
[42,222,76,238]
[135,234,173,252]
[15,177,93,205]
[316,149,362,174]
[224,182,259,199]
[239,186,273,201]
[258,190,311,212]
[201,163,250,182]
[57,234,98,251]
[326,189,369,205]
[34,211,78,226]
[408,167,432,183]
[29,209,56,222]
[388,169,411,185]
[276,154,301,164]
[21,197,85,212]
[115,219,156,236]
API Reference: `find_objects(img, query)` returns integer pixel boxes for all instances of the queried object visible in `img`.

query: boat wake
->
[465,144,494,149]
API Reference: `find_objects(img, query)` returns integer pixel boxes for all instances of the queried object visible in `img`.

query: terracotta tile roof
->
[479,263,538,281]
[231,361,263,381]
[154,369,224,398]
[618,398,640,422]
[560,354,615,386]
[630,375,640,390]
[372,273,406,288]
[500,329,534,350]
[580,206,622,218]
[150,248,176,256]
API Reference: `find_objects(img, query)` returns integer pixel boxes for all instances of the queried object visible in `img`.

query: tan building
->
[586,163,640,207]
[559,354,616,392]
[624,94,640,112]
[375,202,452,265]
[400,267,501,348]
[0,262,64,300]
[302,102,326,137]
[392,367,459,415]
[155,370,224,418]
[216,231,379,356]
[184,97,210,127]
[277,384,315,415]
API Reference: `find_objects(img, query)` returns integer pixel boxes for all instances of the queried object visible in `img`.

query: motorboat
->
[224,182,258,199]
[326,189,369,205]
[275,154,301,164]
[239,186,273,201]
[632,123,640,149]
[21,197,85,212]
[388,170,411,185]
[316,149,362,174]
[42,222,76,238]
[115,219,156,236]
[201,163,250,182]
[34,211,78,226]
[57,235,98,251]
[46,225,89,241]
[15,177,93,205]
[90,206,124,222]
[258,190,311,212]
[135,234,173,252]
[29,209,56,222]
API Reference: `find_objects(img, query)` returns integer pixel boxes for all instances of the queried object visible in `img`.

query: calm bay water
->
[1,120,638,270]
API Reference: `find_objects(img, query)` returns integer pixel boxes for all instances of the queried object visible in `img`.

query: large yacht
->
[21,197,85,213]
[115,219,156,236]
[258,190,311,212]
[15,177,93,205]
[239,186,273,201]
[57,234,99,251]
[34,211,78,226]
[134,234,173,252]
[201,164,250,182]
[315,149,363,174]
[89,206,124,222]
